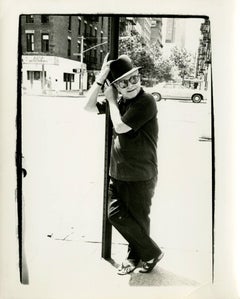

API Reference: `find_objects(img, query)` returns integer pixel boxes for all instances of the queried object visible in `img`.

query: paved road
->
[21,94,212,292]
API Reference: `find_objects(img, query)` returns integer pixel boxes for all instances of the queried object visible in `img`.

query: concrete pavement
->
[19,93,212,299]
[23,88,89,98]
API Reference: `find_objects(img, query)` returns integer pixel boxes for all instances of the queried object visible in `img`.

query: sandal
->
[139,251,164,273]
[117,259,137,275]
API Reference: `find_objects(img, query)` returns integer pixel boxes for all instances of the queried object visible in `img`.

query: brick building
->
[21,15,109,92]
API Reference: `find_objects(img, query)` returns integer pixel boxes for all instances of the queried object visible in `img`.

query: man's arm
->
[84,81,104,113]
[104,86,132,134]
[84,53,111,113]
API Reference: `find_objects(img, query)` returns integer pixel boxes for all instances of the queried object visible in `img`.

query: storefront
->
[22,55,87,94]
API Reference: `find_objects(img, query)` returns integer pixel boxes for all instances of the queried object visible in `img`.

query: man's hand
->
[104,85,132,134]
[104,85,118,103]
[97,53,112,84]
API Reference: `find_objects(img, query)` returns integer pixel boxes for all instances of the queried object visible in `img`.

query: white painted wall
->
[22,55,87,93]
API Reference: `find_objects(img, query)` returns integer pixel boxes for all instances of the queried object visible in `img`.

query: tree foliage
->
[169,46,196,81]
[119,33,155,79]
[119,31,196,85]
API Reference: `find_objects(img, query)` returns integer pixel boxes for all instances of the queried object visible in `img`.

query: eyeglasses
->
[116,74,140,89]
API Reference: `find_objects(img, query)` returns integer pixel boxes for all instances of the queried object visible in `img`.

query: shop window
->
[41,34,49,52]
[26,33,34,52]
[34,71,41,80]
[63,73,74,82]
[27,71,46,80]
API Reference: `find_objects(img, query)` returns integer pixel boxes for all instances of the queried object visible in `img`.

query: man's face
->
[114,70,141,100]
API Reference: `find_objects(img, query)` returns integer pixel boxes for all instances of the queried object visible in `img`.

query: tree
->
[170,46,196,82]
[154,58,174,82]
[119,33,175,85]
[119,32,156,82]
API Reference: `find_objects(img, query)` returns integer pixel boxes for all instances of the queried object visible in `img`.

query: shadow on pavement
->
[106,257,199,287]
[129,267,200,287]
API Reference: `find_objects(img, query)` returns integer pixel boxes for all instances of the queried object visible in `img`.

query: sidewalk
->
[23,89,86,98]
[23,230,202,299]
[18,95,212,299]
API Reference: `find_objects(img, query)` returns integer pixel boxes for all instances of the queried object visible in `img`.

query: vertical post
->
[101,16,119,260]
[17,16,29,284]
[42,64,45,93]
[80,35,84,94]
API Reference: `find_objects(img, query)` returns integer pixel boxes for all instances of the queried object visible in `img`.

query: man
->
[84,54,164,275]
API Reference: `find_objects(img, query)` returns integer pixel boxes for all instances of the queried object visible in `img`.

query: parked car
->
[144,82,207,103]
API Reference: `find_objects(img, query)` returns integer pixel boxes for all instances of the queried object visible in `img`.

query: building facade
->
[161,18,186,57]
[119,17,163,49]
[195,19,211,89]
[134,18,153,45]
[21,15,109,93]
[150,18,163,48]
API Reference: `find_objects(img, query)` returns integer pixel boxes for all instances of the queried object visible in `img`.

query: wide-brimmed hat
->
[109,55,141,84]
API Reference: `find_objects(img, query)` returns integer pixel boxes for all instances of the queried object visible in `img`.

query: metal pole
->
[101,16,119,260]
[80,35,84,95]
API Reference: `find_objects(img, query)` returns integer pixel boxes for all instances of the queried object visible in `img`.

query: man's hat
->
[110,55,141,84]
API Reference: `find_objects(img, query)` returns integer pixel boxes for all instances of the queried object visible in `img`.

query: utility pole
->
[80,35,84,95]
[73,38,108,95]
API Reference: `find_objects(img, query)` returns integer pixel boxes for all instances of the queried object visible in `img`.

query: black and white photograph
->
[0,1,239,299]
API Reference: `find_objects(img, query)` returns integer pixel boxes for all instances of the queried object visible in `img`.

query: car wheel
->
[152,92,161,101]
[192,94,203,103]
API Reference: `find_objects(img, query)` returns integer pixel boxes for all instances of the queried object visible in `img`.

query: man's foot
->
[117,259,138,275]
[139,251,164,273]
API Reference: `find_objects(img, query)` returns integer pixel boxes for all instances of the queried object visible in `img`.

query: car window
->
[174,84,184,89]
[164,84,173,88]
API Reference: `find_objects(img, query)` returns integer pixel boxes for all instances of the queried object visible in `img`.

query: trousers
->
[108,176,161,262]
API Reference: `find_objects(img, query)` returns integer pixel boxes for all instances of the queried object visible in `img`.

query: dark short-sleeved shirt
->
[96,88,158,181]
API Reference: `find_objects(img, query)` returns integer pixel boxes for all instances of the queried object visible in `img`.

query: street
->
[21,93,212,296]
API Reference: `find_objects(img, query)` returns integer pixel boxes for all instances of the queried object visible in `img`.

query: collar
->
[119,87,144,104]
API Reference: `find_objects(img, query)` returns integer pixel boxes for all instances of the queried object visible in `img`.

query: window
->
[34,71,41,80]
[41,34,49,52]
[90,25,93,37]
[26,33,34,52]
[77,42,81,61]
[90,49,93,62]
[26,15,34,23]
[63,73,74,82]
[101,32,103,43]
[78,18,81,35]
[41,15,49,23]
[68,39,71,57]
[84,21,87,37]
[68,16,71,31]
[27,71,45,80]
